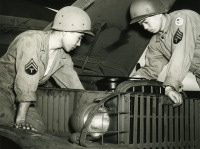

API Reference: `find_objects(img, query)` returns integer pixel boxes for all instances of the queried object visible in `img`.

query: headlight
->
[71,103,110,139]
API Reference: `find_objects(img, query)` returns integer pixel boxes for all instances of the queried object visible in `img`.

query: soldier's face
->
[62,32,84,52]
[138,14,163,33]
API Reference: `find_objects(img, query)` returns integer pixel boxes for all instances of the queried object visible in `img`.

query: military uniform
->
[0,30,84,131]
[135,10,200,91]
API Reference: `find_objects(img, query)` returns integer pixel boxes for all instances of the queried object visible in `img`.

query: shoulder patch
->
[25,59,38,75]
[175,17,183,26]
[173,28,183,44]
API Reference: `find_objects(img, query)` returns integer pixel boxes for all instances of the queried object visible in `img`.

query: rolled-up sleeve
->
[14,36,40,102]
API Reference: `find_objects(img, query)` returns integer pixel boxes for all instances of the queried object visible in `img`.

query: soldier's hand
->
[165,86,183,107]
[14,122,38,131]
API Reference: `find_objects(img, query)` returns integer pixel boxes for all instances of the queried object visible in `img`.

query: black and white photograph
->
[0,0,200,148]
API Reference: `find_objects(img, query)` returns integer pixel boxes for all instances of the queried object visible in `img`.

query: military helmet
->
[52,6,94,36]
[130,0,175,24]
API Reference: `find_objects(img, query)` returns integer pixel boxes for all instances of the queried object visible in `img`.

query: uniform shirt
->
[0,30,84,102]
[44,49,57,76]
[135,10,200,91]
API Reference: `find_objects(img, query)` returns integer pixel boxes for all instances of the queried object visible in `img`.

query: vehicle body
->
[0,80,200,149]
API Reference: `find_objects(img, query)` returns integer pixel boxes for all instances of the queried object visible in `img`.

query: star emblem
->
[175,17,184,26]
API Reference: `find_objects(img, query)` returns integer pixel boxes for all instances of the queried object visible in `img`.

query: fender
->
[0,125,79,149]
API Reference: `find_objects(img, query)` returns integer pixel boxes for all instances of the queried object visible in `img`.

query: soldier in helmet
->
[129,0,200,107]
[0,6,94,131]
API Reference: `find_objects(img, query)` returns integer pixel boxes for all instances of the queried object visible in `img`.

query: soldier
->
[129,0,200,107]
[0,6,94,131]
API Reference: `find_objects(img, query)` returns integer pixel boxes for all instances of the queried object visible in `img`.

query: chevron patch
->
[173,28,183,44]
[25,59,38,75]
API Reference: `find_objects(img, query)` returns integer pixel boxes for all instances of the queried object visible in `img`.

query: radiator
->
[36,87,200,148]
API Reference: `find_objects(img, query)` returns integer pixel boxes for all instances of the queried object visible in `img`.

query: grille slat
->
[130,93,199,148]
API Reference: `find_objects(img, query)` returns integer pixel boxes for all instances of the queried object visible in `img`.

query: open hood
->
[72,0,152,77]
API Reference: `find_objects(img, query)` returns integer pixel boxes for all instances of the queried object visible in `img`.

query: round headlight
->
[71,103,110,139]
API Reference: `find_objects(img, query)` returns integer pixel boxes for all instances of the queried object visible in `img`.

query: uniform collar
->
[156,14,171,42]
[40,30,52,70]
[162,14,171,34]
[41,30,52,52]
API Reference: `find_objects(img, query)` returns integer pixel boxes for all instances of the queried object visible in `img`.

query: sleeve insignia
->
[25,59,38,75]
[175,17,183,26]
[173,28,183,44]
